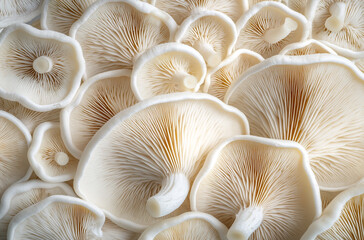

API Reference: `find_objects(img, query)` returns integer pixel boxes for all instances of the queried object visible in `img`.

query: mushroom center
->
[173,72,198,91]
[33,56,53,74]
[325,2,346,33]
[193,41,221,68]
[263,17,298,44]
[54,152,69,166]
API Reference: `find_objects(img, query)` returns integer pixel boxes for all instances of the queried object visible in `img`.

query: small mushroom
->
[139,212,228,240]
[225,54,364,190]
[235,2,308,58]
[131,43,207,101]
[74,93,249,230]
[203,49,264,100]
[0,24,84,111]
[190,135,321,240]
[174,10,237,68]
[279,39,338,55]
[0,0,43,28]
[28,122,78,183]
[70,0,177,79]
[61,69,138,159]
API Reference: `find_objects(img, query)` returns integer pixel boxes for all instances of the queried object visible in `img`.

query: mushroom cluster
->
[0,0,363,239]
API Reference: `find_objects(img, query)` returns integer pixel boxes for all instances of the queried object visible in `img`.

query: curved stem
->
[193,41,221,68]
[263,17,298,44]
[172,72,198,91]
[147,173,189,218]
[227,207,264,240]
[325,2,346,33]
[54,152,69,166]
[33,56,53,74]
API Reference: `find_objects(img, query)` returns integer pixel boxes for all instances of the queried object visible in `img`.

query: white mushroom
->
[28,122,79,183]
[0,24,84,111]
[61,69,138,159]
[174,10,237,68]
[0,0,43,28]
[235,2,308,58]
[279,39,338,55]
[70,0,177,79]
[74,93,249,230]
[131,43,207,101]
[225,54,364,190]
[139,212,228,240]
[190,135,321,240]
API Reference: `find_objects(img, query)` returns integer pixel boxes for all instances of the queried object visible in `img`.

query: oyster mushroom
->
[131,43,207,101]
[0,0,43,28]
[203,49,264,100]
[28,122,78,183]
[139,212,228,240]
[279,39,338,55]
[74,93,249,230]
[190,135,321,240]
[225,54,364,190]
[235,2,308,58]
[0,24,84,112]
[0,180,75,239]
[70,0,177,79]
[61,69,138,159]
[174,10,237,68]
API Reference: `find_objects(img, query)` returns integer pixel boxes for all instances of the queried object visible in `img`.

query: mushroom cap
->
[279,39,338,55]
[204,49,264,100]
[191,135,321,240]
[70,0,177,79]
[61,69,138,159]
[225,54,364,190]
[235,2,308,58]
[301,181,364,239]
[174,10,237,68]
[0,111,32,198]
[74,92,249,231]
[0,24,84,111]
[139,212,228,240]
[0,0,43,28]
[131,43,207,101]
[28,122,79,183]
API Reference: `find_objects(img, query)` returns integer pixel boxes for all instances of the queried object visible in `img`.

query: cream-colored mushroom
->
[279,39,338,55]
[191,135,321,240]
[0,0,43,28]
[74,93,249,230]
[70,0,177,79]
[0,180,75,240]
[28,122,78,183]
[61,69,138,159]
[139,212,228,240]
[225,54,364,190]
[203,49,264,100]
[235,2,308,58]
[0,24,84,111]
[174,10,237,68]
[131,43,207,101]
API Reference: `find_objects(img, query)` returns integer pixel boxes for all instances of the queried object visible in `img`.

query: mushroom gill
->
[279,39,338,56]
[0,0,42,28]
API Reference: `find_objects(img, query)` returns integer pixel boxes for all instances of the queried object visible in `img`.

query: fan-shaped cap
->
[225,54,364,190]
[301,182,364,239]
[0,24,84,111]
[131,43,207,101]
[204,49,264,100]
[0,0,43,28]
[191,135,321,240]
[235,2,308,58]
[70,0,177,79]
[0,111,32,198]
[74,93,249,231]
[61,69,138,159]
[28,122,78,183]
[279,39,338,56]
[174,10,237,68]
[0,180,75,239]
[139,212,228,240]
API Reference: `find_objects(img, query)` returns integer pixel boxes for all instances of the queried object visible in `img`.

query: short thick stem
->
[173,72,198,91]
[193,41,221,68]
[54,152,69,166]
[147,173,189,218]
[227,207,264,240]
[325,2,346,33]
[263,17,298,44]
[33,56,53,74]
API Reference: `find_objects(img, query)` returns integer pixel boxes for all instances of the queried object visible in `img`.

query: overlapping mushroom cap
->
[74,93,249,230]
[191,135,321,240]
[225,54,364,190]
[0,0,43,28]
[279,39,338,55]
[0,24,84,111]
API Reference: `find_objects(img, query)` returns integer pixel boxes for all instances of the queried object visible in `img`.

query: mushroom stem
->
[172,72,198,91]
[54,152,69,166]
[147,173,189,218]
[263,17,298,44]
[325,2,346,33]
[193,41,221,68]
[33,56,53,74]
[227,207,264,240]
